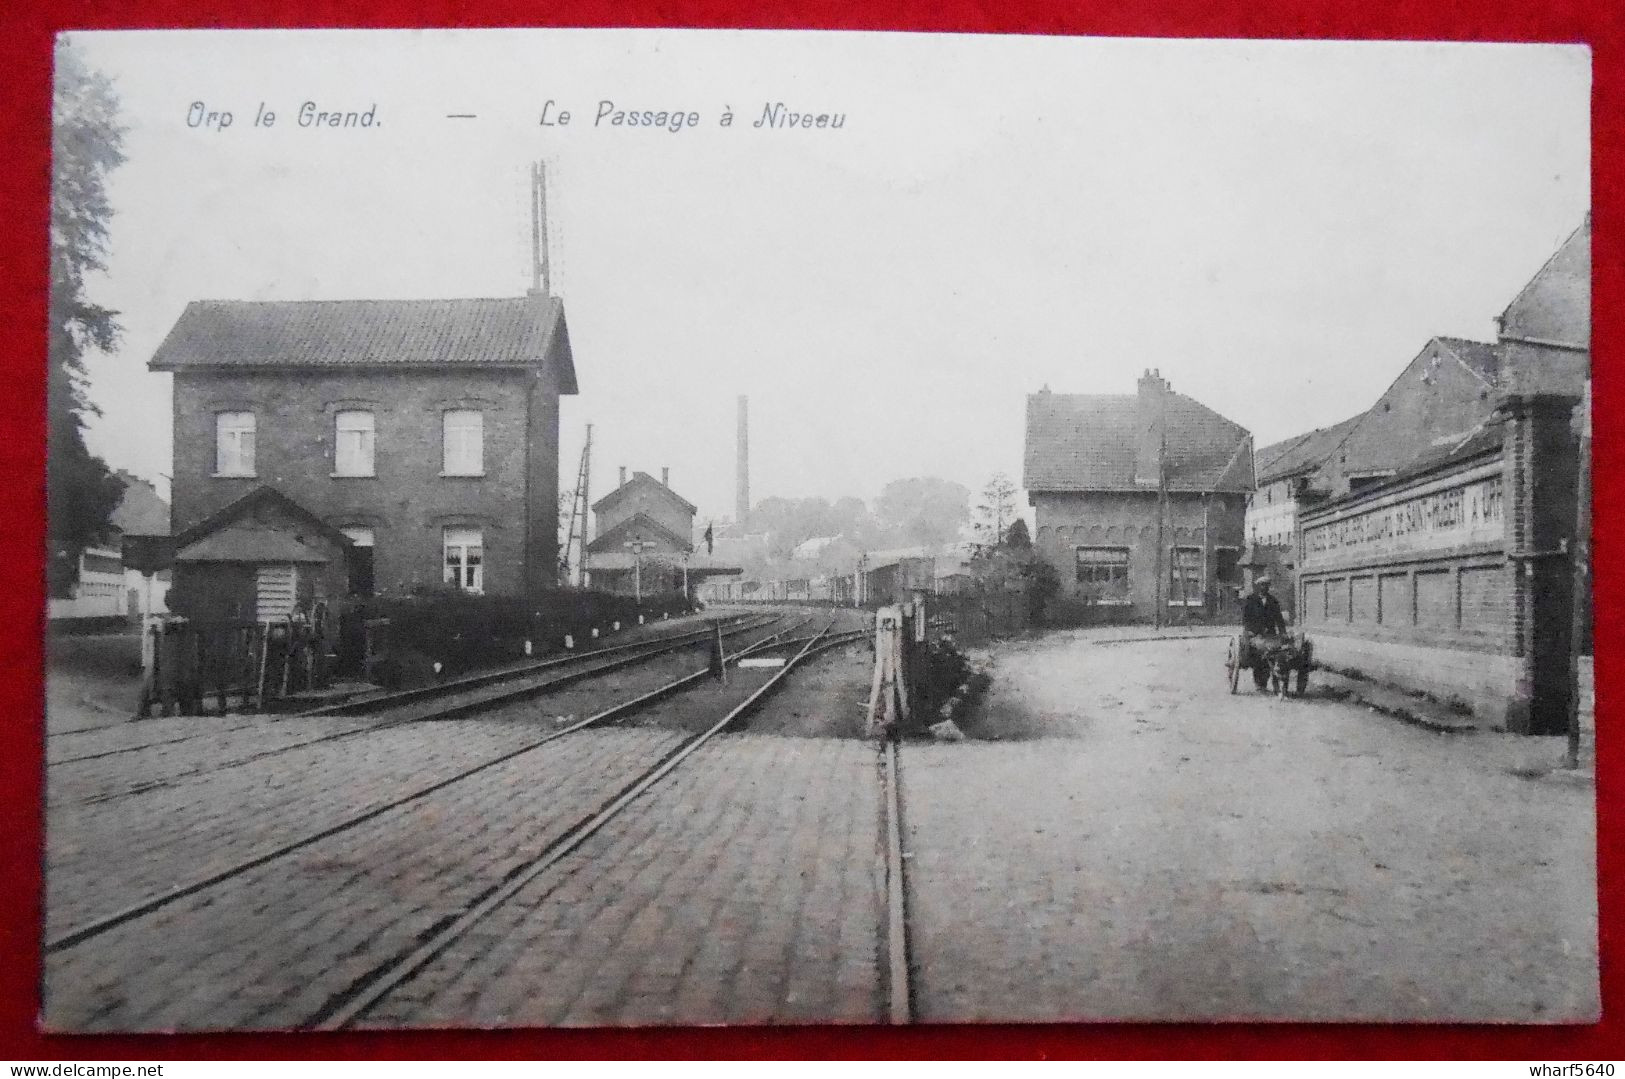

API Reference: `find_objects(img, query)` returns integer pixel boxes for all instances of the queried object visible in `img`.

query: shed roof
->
[173,485,352,554]
[149,294,578,392]
[176,526,330,564]
[1023,391,1253,493]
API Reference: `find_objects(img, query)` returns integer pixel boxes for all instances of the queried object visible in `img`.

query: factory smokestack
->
[736,395,750,524]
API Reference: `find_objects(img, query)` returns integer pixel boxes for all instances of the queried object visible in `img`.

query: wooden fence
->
[136,610,389,717]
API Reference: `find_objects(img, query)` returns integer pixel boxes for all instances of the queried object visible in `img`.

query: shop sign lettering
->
[1303,477,1503,561]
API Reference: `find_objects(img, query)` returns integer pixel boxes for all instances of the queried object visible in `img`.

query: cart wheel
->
[1226,639,1241,694]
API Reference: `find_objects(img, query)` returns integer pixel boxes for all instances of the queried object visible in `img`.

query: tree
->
[1004,518,1032,549]
[974,472,1019,553]
[874,477,970,550]
[49,39,127,596]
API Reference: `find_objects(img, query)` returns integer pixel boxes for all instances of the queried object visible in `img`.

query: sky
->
[64,29,1590,526]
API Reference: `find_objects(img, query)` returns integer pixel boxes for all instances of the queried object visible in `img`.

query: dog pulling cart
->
[1225,632,1313,698]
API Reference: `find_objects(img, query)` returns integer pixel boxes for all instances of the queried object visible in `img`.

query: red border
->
[2,0,1620,1061]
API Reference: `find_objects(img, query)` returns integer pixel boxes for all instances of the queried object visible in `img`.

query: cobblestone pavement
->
[903,631,1599,1023]
[43,617,877,1032]
[44,727,690,1031]
[357,734,883,1028]
[44,649,743,938]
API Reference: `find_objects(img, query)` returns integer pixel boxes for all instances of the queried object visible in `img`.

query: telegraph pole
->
[1154,392,1168,629]
[530,161,552,297]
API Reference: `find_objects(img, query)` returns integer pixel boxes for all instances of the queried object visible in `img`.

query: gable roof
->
[1497,215,1591,350]
[1255,414,1364,485]
[585,511,693,555]
[591,471,697,514]
[1024,390,1253,493]
[174,485,352,553]
[110,471,171,536]
[149,293,579,392]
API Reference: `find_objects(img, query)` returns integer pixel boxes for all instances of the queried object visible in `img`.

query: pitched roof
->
[585,511,692,555]
[176,526,331,564]
[1023,390,1253,493]
[174,485,351,553]
[110,471,171,536]
[591,471,697,514]
[1498,215,1591,350]
[1255,414,1364,485]
[149,294,579,392]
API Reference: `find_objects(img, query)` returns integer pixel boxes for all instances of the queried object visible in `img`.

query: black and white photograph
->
[42,28,1594,1030]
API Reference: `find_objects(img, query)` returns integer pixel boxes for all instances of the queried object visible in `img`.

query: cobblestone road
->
[43,616,879,1032]
[44,648,741,937]
[357,734,883,1028]
[902,631,1599,1023]
[44,727,691,1031]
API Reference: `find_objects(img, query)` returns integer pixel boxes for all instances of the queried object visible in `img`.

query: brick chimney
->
[661,467,670,487]
[618,466,627,488]
[1134,368,1169,486]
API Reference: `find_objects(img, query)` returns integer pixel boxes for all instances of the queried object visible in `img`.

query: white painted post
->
[564,634,574,650]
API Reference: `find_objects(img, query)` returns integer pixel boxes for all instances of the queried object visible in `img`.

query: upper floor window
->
[442,410,484,476]
[334,410,376,477]
[215,412,256,477]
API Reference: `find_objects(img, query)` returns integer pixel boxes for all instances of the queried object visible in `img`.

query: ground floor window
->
[1076,546,1131,604]
[443,527,484,593]
[1170,546,1204,606]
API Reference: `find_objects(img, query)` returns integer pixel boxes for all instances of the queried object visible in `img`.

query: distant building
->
[1023,370,1253,624]
[49,470,172,622]
[1248,417,1363,548]
[151,294,578,608]
[586,467,695,596]
[1308,337,1504,501]
[1296,216,1590,732]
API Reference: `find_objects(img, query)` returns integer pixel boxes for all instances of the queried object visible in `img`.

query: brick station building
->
[1023,370,1254,625]
[152,293,578,613]
[1296,216,1589,732]
[585,468,696,596]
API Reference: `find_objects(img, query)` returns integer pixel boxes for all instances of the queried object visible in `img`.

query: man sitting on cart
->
[1240,576,1288,689]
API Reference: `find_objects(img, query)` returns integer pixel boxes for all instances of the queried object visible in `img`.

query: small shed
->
[169,486,352,622]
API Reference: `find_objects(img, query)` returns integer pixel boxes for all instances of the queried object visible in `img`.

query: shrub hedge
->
[360,586,694,680]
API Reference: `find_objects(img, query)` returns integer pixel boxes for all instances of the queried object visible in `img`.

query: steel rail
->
[44,615,830,954]
[882,733,914,1024]
[311,620,856,1030]
[50,615,778,770]
[299,613,771,717]
[54,615,798,809]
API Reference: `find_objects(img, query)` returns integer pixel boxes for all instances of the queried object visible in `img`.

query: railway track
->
[48,613,787,801]
[881,732,915,1024]
[310,620,862,1030]
[46,611,772,764]
[46,614,864,969]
